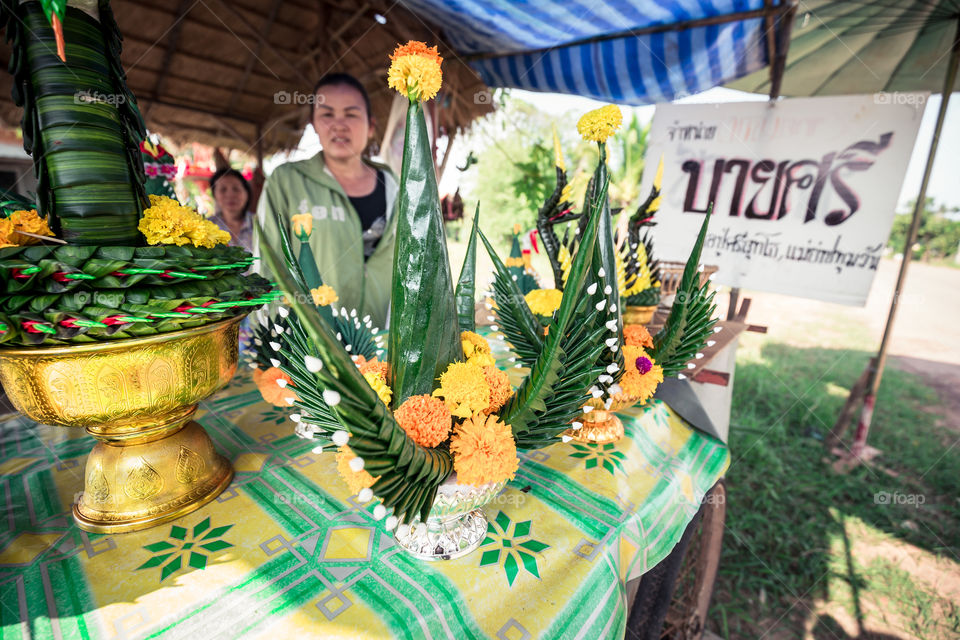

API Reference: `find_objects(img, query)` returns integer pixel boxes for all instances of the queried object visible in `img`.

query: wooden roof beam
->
[226,0,284,113]
[146,0,194,117]
[206,0,311,84]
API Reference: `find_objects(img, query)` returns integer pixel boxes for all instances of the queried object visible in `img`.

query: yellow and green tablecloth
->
[0,366,728,639]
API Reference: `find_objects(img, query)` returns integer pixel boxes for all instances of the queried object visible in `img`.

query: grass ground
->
[709,278,960,639]
[446,229,960,638]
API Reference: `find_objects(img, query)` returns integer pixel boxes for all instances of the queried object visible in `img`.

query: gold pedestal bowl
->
[0,316,243,533]
[622,305,657,326]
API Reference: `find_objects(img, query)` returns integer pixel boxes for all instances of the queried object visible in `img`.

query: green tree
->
[888,198,960,261]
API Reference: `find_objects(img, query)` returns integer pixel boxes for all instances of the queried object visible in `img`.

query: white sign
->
[642,95,926,306]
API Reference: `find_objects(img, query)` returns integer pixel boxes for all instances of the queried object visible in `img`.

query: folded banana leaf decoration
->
[1,0,148,245]
[0,1,273,345]
[536,129,579,288]
[260,44,616,524]
[496,117,717,393]
[620,157,663,306]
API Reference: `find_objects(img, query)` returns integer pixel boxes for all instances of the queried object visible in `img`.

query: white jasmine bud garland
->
[304,355,323,372]
[332,430,349,446]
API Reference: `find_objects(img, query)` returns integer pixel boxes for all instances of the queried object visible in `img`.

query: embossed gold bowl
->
[622,305,657,326]
[0,316,243,533]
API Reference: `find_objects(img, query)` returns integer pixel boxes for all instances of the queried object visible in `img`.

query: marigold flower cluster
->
[310,285,338,307]
[618,344,663,404]
[577,104,623,143]
[0,209,54,248]
[524,288,563,317]
[449,414,519,486]
[139,195,229,248]
[388,41,443,102]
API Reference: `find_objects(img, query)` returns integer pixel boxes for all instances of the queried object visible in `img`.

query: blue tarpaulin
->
[400,0,776,104]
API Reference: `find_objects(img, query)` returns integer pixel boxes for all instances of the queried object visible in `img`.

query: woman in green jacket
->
[257,73,397,328]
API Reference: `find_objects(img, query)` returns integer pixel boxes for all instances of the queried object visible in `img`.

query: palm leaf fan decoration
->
[650,208,718,378]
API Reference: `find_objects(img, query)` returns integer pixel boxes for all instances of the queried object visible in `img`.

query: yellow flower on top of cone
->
[577,104,623,143]
[311,284,338,307]
[388,41,442,102]
[291,213,313,239]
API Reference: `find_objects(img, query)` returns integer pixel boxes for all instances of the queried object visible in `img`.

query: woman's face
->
[312,83,372,163]
[212,175,247,217]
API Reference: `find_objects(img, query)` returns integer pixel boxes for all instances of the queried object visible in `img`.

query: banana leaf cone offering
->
[0,1,275,533]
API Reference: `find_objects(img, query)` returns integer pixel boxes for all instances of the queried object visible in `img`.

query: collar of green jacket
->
[255,151,399,329]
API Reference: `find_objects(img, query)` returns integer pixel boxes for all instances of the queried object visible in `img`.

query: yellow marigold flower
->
[449,414,519,486]
[139,195,229,248]
[504,256,525,268]
[577,104,623,143]
[483,366,512,415]
[355,355,390,382]
[394,394,451,448]
[336,446,379,495]
[388,41,443,102]
[363,371,392,406]
[524,288,563,317]
[310,284,338,307]
[432,361,490,419]
[623,324,654,349]
[461,331,494,367]
[619,345,663,404]
[0,209,54,247]
[291,213,313,239]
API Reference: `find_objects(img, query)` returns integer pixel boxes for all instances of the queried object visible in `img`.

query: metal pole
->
[850,19,960,457]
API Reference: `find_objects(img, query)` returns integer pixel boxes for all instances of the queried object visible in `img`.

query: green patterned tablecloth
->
[0,366,728,639]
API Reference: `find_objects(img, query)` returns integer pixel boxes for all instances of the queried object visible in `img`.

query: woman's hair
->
[312,72,372,119]
[210,168,251,214]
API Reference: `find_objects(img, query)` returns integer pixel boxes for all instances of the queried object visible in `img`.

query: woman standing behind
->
[210,168,254,252]
[257,73,397,328]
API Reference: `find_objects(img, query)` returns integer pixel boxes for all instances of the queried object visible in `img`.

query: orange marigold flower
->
[449,414,519,486]
[355,355,390,382]
[388,40,443,102]
[336,446,379,495]
[432,361,490,419]
[253,367,297,407]
[394,394,451,447]
[623,324,654,349]
[483,366,512,414]
[619,345,663,404]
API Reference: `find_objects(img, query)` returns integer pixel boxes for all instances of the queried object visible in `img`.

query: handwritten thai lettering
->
[667,120,717,142]
[681,133,893,226]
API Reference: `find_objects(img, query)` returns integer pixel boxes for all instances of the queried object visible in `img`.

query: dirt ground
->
[718,258,960,431]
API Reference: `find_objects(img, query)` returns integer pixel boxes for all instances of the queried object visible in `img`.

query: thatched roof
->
[0,0,494,155]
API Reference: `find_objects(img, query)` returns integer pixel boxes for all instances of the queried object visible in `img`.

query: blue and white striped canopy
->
[399,0,773,104]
